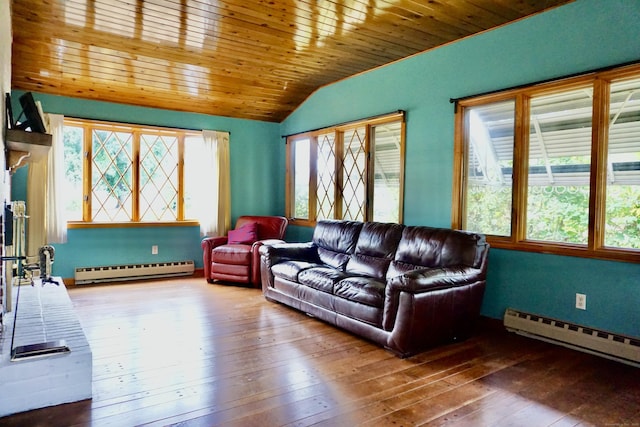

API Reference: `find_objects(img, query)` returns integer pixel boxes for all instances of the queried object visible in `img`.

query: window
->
[287,112,405,225]
[453,63,640,262]
[62,118,201,224]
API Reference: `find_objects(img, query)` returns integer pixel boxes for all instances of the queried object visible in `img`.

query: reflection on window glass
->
[372,122,402,223]
[286,114,405,224]
[527,88,593,244]
[605,78,640,249]
[94,1,135,37]
[465,100,515,236]
[293,139,310,219]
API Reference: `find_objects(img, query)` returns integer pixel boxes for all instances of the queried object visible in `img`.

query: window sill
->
[487,237,640,264]
[67,220,200,229]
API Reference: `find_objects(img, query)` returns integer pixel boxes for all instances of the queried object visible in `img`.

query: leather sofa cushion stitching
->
[271,261,319,282]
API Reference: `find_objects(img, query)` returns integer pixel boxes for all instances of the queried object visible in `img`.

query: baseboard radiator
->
[504,308,640,367]
[74,260,195,285]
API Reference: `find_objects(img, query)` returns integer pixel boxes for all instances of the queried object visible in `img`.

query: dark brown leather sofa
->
[259,219,489,357]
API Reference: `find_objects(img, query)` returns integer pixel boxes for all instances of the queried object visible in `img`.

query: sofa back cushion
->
[388,226,486,278]
[313,220,363,270]
[346,222,404,280]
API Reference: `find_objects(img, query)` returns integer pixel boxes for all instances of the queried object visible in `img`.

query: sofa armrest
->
[387,266,485,293]
[252,238,286,249]
[383,266,488,352]
[259,242,319,266]
[259,243,320,290]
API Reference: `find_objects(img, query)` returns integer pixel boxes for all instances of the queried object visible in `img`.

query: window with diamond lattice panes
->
[91,129,134,222]
[139,134,179,221]
[286,112,405,224]
[63,118,202,224]
[342,126,367,221]
[316,132,336,220]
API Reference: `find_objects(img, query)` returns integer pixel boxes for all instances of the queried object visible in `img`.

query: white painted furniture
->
[0,277,92,417]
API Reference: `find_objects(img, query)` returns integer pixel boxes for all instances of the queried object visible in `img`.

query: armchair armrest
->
[387,266,485,294]
[201,236,228,282]
[201,236,228,251]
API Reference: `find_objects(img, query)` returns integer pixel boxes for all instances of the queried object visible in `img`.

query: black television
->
[15,92,47,133]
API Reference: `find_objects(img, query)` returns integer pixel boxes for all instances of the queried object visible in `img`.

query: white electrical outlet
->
[576,293,587,310]
[152,245,158,255]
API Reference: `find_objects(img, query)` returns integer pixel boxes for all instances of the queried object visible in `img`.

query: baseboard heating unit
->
[504,308,640,367]
[75,260,195,285]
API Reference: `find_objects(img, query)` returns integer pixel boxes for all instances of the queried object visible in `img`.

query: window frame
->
[64,117,200,228]
[286,112,405,226]
[452,63,640,263]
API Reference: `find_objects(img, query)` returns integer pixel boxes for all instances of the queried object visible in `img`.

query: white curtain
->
[26,113,67,257]
[185,130,231,237]
[45,114,67,244]
[26,156,46,258]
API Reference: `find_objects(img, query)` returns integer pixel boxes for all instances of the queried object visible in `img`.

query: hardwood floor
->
[1,277,638,426]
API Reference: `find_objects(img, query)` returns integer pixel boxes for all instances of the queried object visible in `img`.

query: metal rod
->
[281,110,405,138]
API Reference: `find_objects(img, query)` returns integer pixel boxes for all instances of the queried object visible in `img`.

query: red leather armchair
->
[201,215,288,287]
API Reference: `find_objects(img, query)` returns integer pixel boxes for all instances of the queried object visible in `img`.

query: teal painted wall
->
[10,92,284,278]
[280,0,640,337]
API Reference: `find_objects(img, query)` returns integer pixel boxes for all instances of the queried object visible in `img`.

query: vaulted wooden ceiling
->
[11,0,573,123]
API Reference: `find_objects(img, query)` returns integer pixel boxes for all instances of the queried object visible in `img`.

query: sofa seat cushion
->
[298,267,350,294]
[334,276,386,308]
[271,261,319,282]
[211,244,251,265]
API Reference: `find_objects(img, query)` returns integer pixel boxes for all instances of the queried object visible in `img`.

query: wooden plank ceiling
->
[11,0,573,123]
